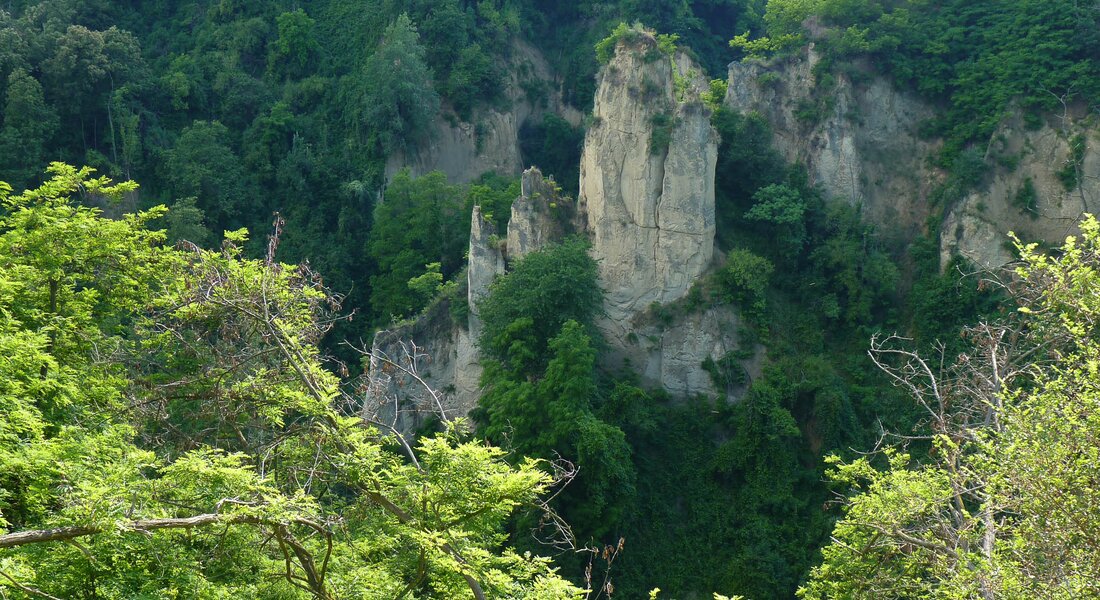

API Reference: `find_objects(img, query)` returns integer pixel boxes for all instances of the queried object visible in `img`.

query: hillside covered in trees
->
[1,1,1100,598]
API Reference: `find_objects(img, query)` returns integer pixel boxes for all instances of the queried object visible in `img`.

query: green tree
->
[744,183,807,259]
[0,165,583,599]
[367,170,467,322]
[713,248,774,322]
[270,9,318,78]
[475,241,633,540]
[0,69,57,188]
[356,14,440,154]
[477,237,603,375]
[801,216,1100,598]
[165,120,254,231]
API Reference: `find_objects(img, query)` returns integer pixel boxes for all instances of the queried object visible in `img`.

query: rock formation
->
[726,43,936,239]
[726,43,1100,269]
[507,168,572,259]
[576,33,751,398]
[942,112,1100,267]
[578,34,719,337]
[385,41,582,184]
[366,168,573,427]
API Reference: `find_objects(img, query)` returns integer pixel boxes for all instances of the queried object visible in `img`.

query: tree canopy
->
[0,165,581,599]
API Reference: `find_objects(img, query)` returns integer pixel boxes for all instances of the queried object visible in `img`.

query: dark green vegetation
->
[0,0,772,330]
[800,221,1100,598]
[740,0,1100,169]
[3,0,1100,598]
[459,102,998,597]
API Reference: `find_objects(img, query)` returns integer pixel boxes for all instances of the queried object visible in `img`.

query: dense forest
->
[1,0,1099,598]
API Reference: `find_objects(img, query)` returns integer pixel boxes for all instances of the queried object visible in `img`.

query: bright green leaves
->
[803,216,1100,597]
[744,183,807,259]
[0,166,580,598]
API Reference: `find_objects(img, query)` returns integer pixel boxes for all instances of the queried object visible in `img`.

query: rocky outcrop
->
[366,168,573,427]
[386,41,582,184]
[366,297,463,432]
[467,206,505,331]
[727,44,1100,269]
[942,114,1100,268]
[726,44,937,239]
[372,37,793,420]
[576,34,753,398]
[507,167,572,259]
[579,35,719,334]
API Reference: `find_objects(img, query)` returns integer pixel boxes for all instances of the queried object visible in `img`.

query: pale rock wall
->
[942,116,1100,268]
[725,45,937,238]
[367,298,462,432]
[727,45,1100,269]
[365,205,507,430]
[507,167,572,259]
[610,304,756,399]
[578,35,751,398]
[385,41,580,184]
[468,205,506,332]
[578,36,718,331]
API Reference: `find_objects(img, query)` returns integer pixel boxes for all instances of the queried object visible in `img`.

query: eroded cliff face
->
[385,42,582,184]
[370,38,788,423]
[727,44,1100,269]
[507,167,571,259]
[577,35,753,398]
[726,44,936,239]
[366,168,572,426]
[579,36,719,335]
[942,113,1100,267]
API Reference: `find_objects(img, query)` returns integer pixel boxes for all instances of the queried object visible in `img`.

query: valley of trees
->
[1,0,1099,598]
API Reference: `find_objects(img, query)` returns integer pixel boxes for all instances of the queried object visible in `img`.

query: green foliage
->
[711,107,788,249]
[595,22,646,64]
[474,240,634,545]
[729,31,804,57]
[714,248,774,321]
[356,14,440,154]
[1013,177,1039,217]
[165,120,255,231]
[908,237,1003,348]
[0,69,58,188]
[802,217,1100,597]
[744,183,807,258]
[478,319,635,538]
[806,203,899,327]
[765,0,1100,163]
[477,237,602,374]
[656,32,680,55]
[702,78,728,111]
[519,113,584,197]
[407,261,446,307]
[649,112,676,155]
[161,196,213,246]
[702,351,749,391]
[367,170,467,322]
[465,171,521,230]
[270,9,318,77]
[0,165,582,599]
